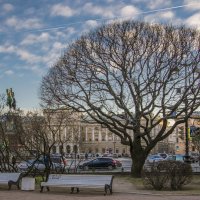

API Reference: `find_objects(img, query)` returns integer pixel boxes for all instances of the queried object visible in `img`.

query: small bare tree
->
[40,20,200,177]
[0,94,79,177]
[14,107,77,178]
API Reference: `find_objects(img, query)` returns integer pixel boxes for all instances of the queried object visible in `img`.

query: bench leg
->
[104,184,112,195]
[8,180,18,190]
[71,187,74,193]
[104,185,108,195]
[8,181,12,190]
[40,186,44,193]
[40,186,49,192]
[71,187,79,194]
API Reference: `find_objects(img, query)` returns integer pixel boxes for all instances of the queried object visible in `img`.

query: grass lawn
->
[115,173,200,194]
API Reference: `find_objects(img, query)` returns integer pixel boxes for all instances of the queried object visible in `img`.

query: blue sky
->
[0,0,200,110]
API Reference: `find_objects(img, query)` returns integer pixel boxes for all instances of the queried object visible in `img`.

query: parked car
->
[50,155,68,171]
[189,152,200,162]
[17,159,45,172]
[166,154,185,162]
[146,155,164,163]
[112,153,122,158]
[17,155,68,172]
[79,157,121,170]
[102,153,113,157]
[166,154,196,163]
[157,153,168,159]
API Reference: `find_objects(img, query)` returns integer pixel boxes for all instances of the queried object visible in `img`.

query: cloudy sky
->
[0,0,200,110]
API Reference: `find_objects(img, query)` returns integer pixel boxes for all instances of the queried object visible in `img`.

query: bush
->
[142,160,192,190]
[166,160,192,190]
[142,161,169,190]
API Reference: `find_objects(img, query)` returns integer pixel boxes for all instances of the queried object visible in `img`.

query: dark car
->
[79,157,121,170]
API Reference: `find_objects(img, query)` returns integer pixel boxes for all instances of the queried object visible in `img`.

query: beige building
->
[52,119,178,156]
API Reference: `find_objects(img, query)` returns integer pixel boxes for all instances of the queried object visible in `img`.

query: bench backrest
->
[0,173,21,182]
[47,174,113,185]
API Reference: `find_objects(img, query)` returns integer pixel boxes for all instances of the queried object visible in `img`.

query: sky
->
[1,0,200,110]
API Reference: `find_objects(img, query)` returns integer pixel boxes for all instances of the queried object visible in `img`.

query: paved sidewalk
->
[0,175,200,200]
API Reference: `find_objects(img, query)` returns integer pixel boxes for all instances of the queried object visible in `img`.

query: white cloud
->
[66,27,76,35]
[21,32,50,45]
[186,13,200,29]
[120,5,140,18]
[85,20,99,28]
[147,0,172,10]
[4,70,14,75]
[183,0,200,11]
[143,10,177,25]
[50,3,76,17]
[17,49,42,64]
[2,3,14,12]
[159,11,174,19]
[5,16,43,30]
[52,42,66,50]
[83,3,115,18]
[0,45,15,53]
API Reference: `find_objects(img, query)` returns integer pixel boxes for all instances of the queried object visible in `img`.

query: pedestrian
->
[85,152,88,160]
[12,156,16,167]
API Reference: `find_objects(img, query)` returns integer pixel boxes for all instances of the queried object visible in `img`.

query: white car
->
[146,155,164,163]
[17,159,45,172]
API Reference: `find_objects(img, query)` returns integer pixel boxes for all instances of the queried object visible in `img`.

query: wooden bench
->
[40,174,114,195]
[0,172,22,190]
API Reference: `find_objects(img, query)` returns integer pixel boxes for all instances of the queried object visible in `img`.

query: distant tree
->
[40,20,200,177]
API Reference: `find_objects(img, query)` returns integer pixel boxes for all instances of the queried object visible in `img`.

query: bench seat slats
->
[40,174,114,195]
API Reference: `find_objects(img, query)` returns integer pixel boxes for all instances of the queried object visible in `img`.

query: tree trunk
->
[131,158,146,177]
[130,144,147,177]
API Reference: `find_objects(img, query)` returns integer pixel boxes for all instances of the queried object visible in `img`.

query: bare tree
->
[40,20,200,177]
[0,94,78,177]
[14,107,77,178]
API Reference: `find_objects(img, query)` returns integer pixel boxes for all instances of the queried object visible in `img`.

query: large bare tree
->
[40,21,200,177]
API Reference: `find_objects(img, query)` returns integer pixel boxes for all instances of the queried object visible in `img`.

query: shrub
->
[166,160,192,190]
[141,161,169,190]
[142,160,192,190]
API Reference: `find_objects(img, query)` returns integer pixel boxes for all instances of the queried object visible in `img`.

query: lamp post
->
[184,66,190,163]
[113,141,116,153]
